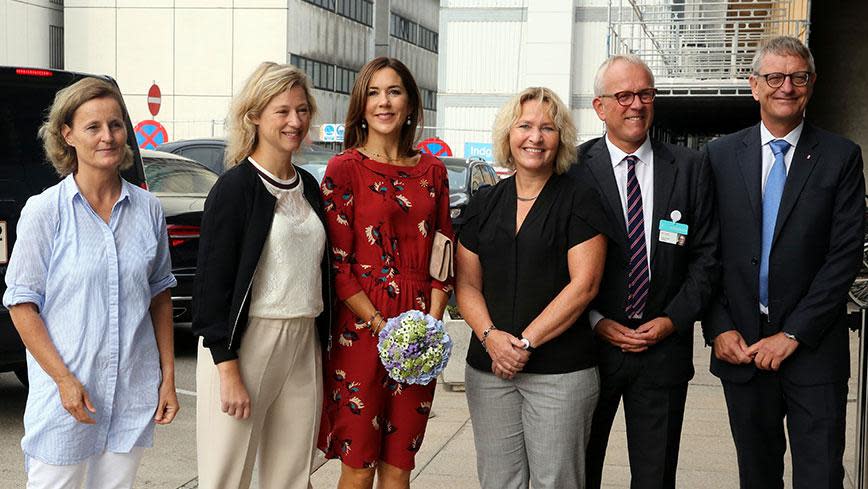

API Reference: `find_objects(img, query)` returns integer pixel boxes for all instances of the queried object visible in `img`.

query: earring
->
[406,116,412,126]
[361,120,367,129]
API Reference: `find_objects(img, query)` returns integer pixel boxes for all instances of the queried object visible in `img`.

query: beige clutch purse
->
[429,231,454,282]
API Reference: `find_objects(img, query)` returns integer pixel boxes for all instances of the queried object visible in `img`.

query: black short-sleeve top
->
[460,172,606,374]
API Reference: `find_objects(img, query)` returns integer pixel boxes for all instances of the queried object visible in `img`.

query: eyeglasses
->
[755,71,813,88]
[599,88,657,106]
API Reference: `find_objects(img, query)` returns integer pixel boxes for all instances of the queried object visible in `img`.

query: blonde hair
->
[491,87,577,175]
[38,77,133,177]
[225,62,318,168]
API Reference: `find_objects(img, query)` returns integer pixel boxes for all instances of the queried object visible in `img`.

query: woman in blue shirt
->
[3,77,179,489]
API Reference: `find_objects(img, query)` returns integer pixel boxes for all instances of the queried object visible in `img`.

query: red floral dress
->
[317,149,454,470]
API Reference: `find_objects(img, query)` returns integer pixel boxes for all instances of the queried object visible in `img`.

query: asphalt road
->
[0,328,202,488]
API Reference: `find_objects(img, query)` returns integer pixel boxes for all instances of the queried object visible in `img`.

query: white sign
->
[320,123,345,142]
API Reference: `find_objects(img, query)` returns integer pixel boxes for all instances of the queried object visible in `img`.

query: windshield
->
[144,158,218,194]
[299,163,328,183]
[446,167,467,191]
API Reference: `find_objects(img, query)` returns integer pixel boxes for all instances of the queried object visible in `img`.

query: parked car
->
[441,156,499,236]
[140,149,218,328]
[157,137,337,176]
[0,66,147,385]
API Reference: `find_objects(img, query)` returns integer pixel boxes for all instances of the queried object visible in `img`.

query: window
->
[291,54,335,91]
[49,26,63,69]
[302,0,335,10]
[305,0,372,27]
[49,0,63,5]
[335,65,358,94]
[420,88,436,111]
[336,0,373,27]
[390,13,416,45]
[390,13,438,53]
[418,25,438,53]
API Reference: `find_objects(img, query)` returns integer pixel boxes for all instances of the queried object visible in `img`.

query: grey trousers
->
[465,365,600,489]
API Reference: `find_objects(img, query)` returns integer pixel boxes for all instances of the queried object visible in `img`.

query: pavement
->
[0,326,862,488]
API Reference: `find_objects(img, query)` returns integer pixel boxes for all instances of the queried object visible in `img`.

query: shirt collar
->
[605,135,653,168]
[760,120,804,150]
[62,173,132,205]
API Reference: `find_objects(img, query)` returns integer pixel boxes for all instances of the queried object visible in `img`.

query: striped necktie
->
[760,139,791,308]
[625,155,649,319]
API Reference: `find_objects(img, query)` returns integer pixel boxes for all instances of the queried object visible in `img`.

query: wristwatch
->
[782,332,798,342]
[520,336,536,353]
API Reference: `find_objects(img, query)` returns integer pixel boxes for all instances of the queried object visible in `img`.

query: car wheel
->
[13,366,28,387]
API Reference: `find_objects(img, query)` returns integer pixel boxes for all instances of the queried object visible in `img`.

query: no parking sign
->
[416,138,453,157]
[134,120,169,149]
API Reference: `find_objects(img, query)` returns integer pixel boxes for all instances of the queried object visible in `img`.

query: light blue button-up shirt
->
[3,174,176,466]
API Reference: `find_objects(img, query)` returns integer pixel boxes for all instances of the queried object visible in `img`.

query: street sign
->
[320,123,345,142]
[464,142,493,161]
[134,120,169,149]
[147,83,161,117]
[417,137,452,157]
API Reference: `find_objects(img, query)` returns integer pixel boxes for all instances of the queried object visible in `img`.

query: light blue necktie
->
[760,139,791,308]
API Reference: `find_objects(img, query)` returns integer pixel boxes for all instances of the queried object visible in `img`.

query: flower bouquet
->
[377,310,453,385]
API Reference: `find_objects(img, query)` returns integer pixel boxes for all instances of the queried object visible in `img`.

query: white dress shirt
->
[590,135,655,328]
[758,120,803,315]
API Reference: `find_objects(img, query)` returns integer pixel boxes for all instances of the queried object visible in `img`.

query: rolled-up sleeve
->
[148,203,177,297]
[3,197,54,311]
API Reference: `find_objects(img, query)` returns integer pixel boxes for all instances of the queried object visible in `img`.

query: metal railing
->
[607,0,810,90]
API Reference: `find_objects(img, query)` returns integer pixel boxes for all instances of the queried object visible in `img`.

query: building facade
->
[0,0,63,69]
[52,0,439,142]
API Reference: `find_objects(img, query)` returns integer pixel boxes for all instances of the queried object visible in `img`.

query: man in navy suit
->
[703,36,865,489]
[570,54,719,489]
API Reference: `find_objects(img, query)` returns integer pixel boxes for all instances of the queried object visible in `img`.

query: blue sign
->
[464,142,493,162]
[321,123,345,142]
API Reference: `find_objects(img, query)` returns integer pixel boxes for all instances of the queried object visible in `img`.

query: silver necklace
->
[516,194,538,202]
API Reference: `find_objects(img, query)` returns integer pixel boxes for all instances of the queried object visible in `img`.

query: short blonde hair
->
[225,62,318,168]
[491,87,576,175]
[38,77,133,177]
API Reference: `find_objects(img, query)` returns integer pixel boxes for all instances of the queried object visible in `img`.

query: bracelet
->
[366,310,382,329]
[372,315,385,333]
[480,325,497,352]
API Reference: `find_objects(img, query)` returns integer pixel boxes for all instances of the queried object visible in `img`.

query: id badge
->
[658,210,688,246]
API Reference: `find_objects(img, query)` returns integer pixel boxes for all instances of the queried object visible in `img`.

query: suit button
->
[751,257,758,265]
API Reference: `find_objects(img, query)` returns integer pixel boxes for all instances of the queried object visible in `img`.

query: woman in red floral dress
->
[317,57,454,489]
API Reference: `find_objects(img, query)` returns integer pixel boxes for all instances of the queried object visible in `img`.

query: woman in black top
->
[455,87,607,489]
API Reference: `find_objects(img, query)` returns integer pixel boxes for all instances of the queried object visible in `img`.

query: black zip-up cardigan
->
[192,158,333,364]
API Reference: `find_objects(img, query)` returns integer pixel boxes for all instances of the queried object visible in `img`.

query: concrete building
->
[0,0,63,69]
[437,0,867,166]
[54,0,438,143]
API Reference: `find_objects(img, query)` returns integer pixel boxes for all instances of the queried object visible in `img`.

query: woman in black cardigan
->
[192,61,332,489]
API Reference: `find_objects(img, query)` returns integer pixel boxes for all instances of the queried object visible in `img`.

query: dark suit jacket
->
[703,122,865,384]
[568,137,720,386]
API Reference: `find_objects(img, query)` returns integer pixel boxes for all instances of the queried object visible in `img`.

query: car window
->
[446,167,467,191]
[482,165,498,185]
[470,166,486,193]
[144,158,218,194]
[177,146,224,174]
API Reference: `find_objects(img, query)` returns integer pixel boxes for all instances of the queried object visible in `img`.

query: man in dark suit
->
[703,36,864,489]
[569,55,719,489]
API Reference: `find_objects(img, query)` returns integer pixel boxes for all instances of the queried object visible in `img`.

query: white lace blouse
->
[247,157,326,320]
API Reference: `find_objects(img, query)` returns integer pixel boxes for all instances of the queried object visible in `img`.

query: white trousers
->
[26,447,145,489]
[196,316,323,489]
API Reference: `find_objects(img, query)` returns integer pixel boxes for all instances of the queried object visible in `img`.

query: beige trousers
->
[196,316,323,489]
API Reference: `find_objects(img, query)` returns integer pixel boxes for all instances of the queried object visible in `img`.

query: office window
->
[290,54,334,91]
[302,0,336,10]
[335,65,358,94]
[420,88,436,111]
[418,25,439,53]
[390,13,417,45]
[49,26,64,69]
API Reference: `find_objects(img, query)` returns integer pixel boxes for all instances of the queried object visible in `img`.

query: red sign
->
[147,83,161,117]
[134,120,168,149]
[417,138,452,157]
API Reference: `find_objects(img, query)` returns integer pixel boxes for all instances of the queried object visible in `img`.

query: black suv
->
[441,156,499,236]
[0,67,146,385]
